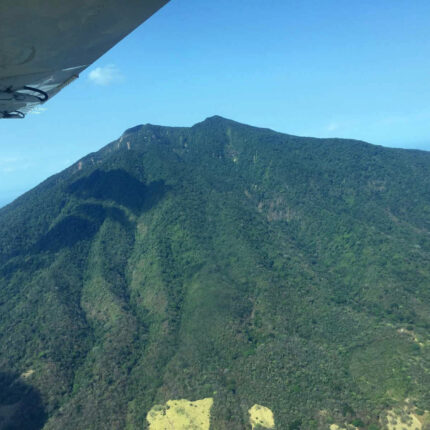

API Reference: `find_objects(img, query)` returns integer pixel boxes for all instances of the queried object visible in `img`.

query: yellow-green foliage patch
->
[330,424,358,430]
[397,328,426,347]
[20,369,34,379]
[248,404,275,429]
[146,397,213,429]
[330,425,345,430]
[384,407,427,430]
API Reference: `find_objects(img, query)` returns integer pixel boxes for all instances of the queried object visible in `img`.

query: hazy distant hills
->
[1,116,429,429]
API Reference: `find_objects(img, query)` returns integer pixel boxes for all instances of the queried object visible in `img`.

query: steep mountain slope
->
[0,116,429,429]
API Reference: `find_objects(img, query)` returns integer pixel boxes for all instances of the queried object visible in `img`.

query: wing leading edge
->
[0,0,169,118]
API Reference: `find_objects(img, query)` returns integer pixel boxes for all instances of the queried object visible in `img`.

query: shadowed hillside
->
[0,371,46,430]
[0,116,429,429]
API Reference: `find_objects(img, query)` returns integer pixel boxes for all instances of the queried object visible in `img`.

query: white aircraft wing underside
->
[0,0,169,118]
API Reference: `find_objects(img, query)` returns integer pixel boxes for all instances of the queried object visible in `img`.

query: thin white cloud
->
[0,157,32,173]
[326,122,340,132]
[0,157,20,164]
[88,64,124,86]
[29,106,47,115]
[2,166,18,173]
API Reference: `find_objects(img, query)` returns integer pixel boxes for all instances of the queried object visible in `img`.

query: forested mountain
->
[0,116,429,429]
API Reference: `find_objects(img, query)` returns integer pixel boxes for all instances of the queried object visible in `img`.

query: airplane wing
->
[0,0,169,118]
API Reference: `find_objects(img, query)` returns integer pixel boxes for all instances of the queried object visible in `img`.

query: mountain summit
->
[1,118,429,429]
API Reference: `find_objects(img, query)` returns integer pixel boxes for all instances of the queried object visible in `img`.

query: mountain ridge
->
[0,117,429,429]
[2,115,429,213]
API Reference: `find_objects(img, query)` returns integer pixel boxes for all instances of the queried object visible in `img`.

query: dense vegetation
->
[0,116,429,429]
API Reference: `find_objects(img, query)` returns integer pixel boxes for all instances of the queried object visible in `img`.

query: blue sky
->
[1,0,430,207]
